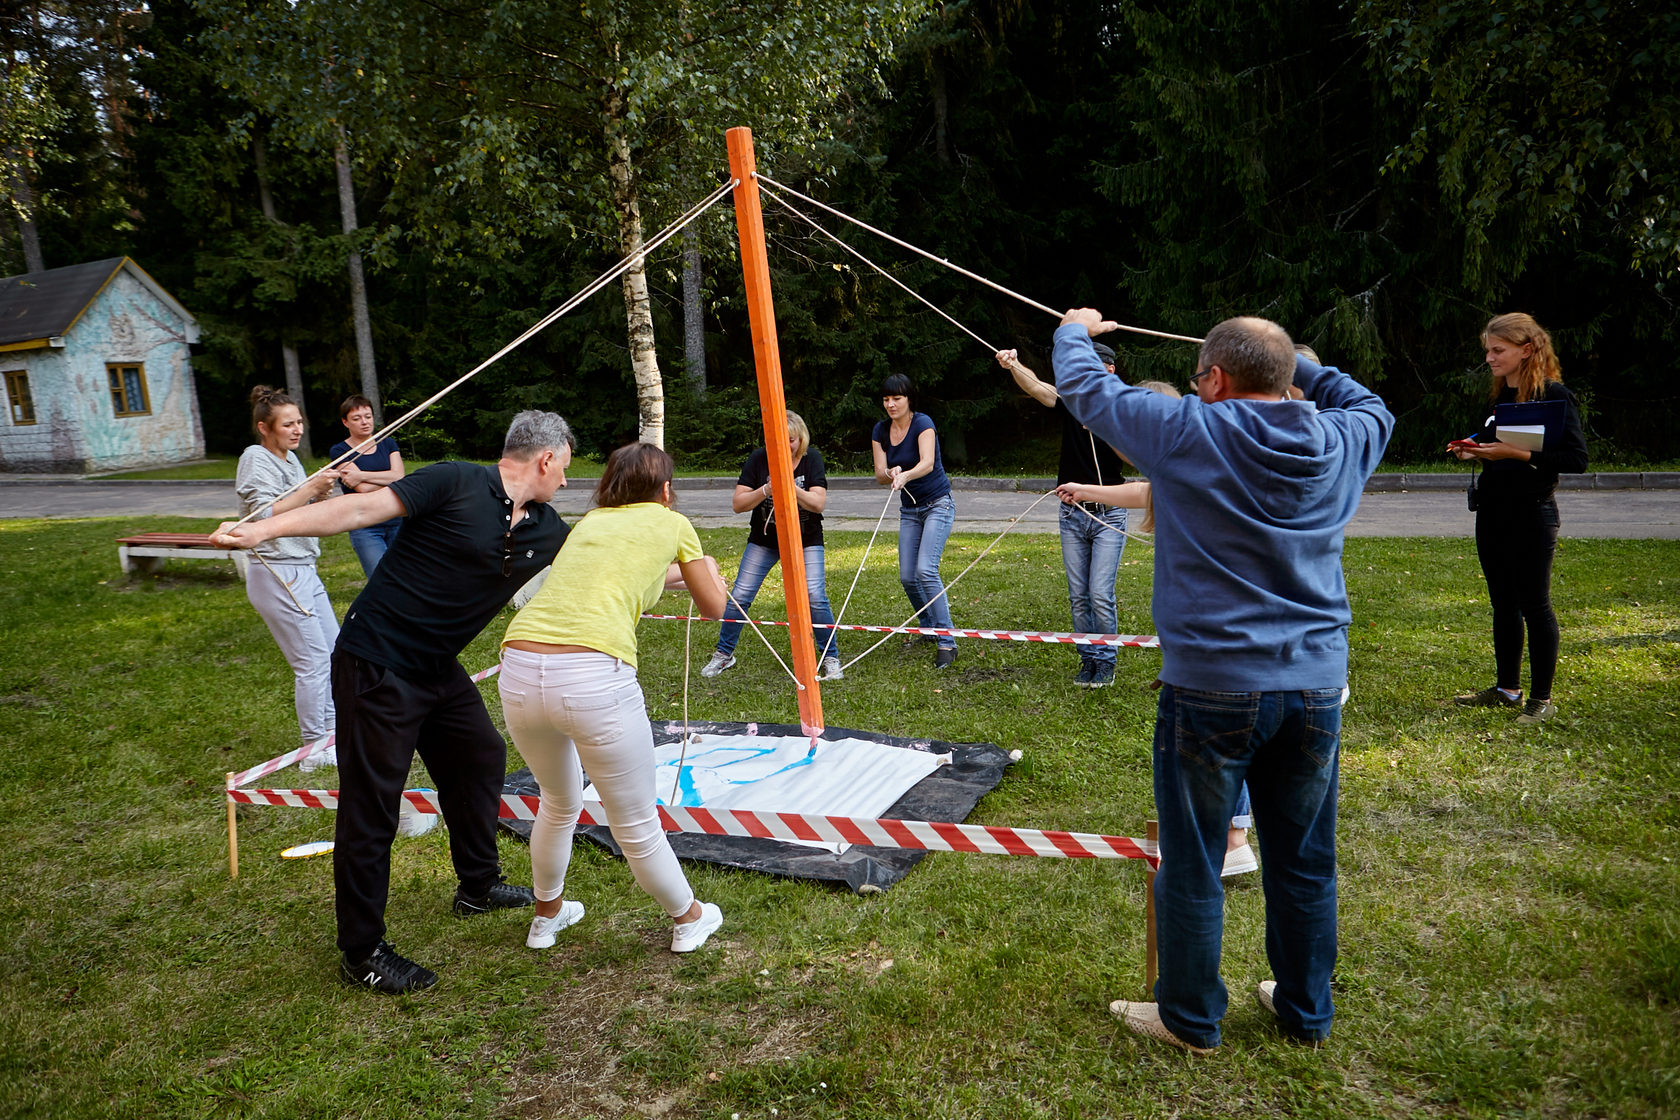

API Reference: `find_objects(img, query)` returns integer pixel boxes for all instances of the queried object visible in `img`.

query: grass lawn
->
[0,519,1674,1119]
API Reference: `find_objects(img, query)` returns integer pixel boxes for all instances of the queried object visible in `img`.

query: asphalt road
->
[3,477,1678,538]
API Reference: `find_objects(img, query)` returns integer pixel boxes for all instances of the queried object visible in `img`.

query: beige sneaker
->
[1516,698,1556,725]
[1108,1000,1216,1054]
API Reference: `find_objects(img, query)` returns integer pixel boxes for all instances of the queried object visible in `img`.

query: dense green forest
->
[6,0,1677,468]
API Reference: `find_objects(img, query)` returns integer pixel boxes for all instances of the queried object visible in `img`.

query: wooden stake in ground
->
[1145,818,1157,994]
[227,773,240,880]
[727,126,823,736]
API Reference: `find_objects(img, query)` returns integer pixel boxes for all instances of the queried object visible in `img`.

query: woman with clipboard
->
[1447,313,1588,724]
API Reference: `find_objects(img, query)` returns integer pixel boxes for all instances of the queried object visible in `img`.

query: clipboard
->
[1494,399,1566,453]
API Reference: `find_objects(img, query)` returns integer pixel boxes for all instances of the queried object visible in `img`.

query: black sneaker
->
[1087,664,1115,688]
[935,647,958,670]
[340,941,437,994]
[1074,664,1095,688]
[453,879,536,916]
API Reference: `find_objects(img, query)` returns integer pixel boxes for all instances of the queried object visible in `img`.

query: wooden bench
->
[117,533,249,579]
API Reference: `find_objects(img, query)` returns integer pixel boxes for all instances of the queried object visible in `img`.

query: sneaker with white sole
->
[1255,979,1277,1016]
[526,901,586,949]
[1222,842,1259,877]
[299,745,337,773]
[700,652,736,678]
[1108,1000,1216,1054]
[817,656,844,681]
[340,941,437,994]
[1516,697,1556,725]
[670,901,723,953]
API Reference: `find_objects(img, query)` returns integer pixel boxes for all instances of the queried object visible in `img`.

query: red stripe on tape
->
[778,811,825,843]
[929,820,983,854]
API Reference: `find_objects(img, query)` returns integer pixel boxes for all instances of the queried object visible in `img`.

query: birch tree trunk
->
[683,232,705,397]
[7,164,44,274]
[253,135,307,422]
[334,126,381,426]
[604,90,664,447]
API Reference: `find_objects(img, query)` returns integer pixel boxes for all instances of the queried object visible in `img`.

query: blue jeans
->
[897,494,956,650]
[348,518,403,576]
[1058,502,1127,668]
[1152,683,1341,1047]
[715,542,841,662]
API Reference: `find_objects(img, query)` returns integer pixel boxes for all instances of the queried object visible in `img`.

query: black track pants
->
[332,651,508,960]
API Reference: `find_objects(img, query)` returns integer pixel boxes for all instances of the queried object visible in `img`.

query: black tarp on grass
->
[499,720,1011,893]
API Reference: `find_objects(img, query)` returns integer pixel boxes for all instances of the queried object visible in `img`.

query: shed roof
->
[0,257,199,350]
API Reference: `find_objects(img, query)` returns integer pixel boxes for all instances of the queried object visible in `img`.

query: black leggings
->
[1474,500,1562,699]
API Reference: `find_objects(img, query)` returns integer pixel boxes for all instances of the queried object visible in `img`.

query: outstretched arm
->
[997,349,1058,407]
[213,488,406,549]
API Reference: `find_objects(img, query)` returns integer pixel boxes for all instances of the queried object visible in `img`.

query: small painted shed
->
[0,257,205,473]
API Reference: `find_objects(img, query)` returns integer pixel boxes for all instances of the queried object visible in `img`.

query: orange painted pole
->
[727,127,823,735]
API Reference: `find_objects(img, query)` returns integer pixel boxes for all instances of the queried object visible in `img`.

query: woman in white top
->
[234,386,341,768]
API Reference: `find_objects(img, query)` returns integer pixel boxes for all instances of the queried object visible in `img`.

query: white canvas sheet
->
[583,732,950,854]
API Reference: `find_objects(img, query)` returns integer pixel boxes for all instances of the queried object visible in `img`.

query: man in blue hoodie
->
[1052,311,1392,1053]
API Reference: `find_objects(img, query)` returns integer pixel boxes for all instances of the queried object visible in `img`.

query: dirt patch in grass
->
[503,943,838,1118]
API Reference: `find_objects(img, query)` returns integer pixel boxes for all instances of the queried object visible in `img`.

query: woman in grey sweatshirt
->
[235,386,343,769]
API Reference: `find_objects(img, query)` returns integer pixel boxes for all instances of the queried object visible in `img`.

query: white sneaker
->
[670,901,723,953]
[1222,842,1258,877]
[526,901,585,949]
[1108,1000,1216,1055]
[299,745,337,774]
[817,656,844,681]
[700,653,736,678]
[1255,980,1277,1016]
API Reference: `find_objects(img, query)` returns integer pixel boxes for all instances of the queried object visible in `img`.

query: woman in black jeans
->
[1448,312,1588,724]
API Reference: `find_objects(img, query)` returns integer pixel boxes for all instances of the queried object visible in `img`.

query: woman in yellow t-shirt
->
[500,443,729,954]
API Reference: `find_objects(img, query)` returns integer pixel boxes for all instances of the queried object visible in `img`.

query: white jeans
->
[246,560,338,741]
[498,648,695,917]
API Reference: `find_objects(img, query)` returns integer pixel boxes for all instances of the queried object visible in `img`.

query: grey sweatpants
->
[246,560,339,741]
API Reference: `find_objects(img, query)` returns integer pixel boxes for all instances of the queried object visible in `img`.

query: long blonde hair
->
[1133,380,1182,533]
[1482,312,1562,403]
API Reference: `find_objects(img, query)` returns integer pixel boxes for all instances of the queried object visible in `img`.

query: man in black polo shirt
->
[996,344,1130,687]
[214,411,574,992]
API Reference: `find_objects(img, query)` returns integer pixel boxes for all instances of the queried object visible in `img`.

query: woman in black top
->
[1448,313,1588,724]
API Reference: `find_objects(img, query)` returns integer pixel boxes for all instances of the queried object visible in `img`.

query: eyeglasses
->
[1189,367,1215,388]
[501,531,515,577]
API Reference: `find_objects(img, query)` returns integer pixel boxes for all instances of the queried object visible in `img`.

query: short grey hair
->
[502,410,574,459]
[1198,316,1295,395]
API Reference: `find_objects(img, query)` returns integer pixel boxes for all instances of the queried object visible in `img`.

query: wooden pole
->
[1144,818,1157,994]
[226,773,240,879]
[727,127,823,736]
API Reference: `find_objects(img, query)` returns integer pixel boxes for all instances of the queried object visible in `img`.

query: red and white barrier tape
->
[227,663,504,789]
[642,614,1160,649]
[224,787,1159,866]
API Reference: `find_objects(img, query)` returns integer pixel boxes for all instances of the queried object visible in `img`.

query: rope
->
[1065,494,1156,548]
[820,488,898,663]
[841,489,1062,673]
[249,549,314,616]
[757,182,998,354]
[753,171,1205,346]
[725,584,806,692]
[226,178,741,530]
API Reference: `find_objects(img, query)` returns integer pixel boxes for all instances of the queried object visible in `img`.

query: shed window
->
[108,364,151,417]
[4,370,33,425]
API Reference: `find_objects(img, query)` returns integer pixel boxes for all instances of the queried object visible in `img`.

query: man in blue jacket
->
[1052,311,1392,1052]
